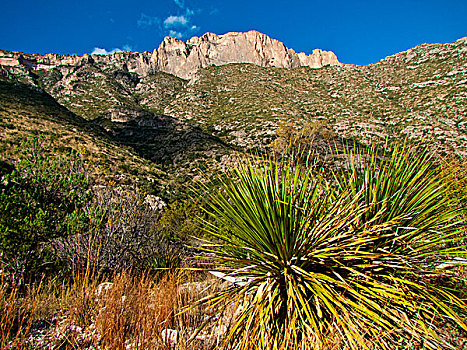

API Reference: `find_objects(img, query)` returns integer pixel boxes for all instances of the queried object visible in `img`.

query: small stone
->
[95,282,113,299]
[161,328,178,344]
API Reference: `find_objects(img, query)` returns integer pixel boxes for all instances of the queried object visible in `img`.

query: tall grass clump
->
[0,270,42,349]
[197,143,467,349]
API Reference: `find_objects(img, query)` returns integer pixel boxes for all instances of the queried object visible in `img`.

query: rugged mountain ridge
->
[0,30,341,80]
[1,32,466,176]
[165,36,466,154]
[152,31,341,79]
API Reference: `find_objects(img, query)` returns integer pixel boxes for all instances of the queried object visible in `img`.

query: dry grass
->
[1,250,467,349]
[0,271,40,350]
[95,271,180,349]
[0,266,231,350]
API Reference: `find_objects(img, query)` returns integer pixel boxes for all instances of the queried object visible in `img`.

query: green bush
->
[197,144,467,349]
[158,199,203,241]
[0,138,91,285]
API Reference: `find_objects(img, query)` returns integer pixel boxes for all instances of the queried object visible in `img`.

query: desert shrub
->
[270,121,337,159]
[0,138,90,285]
[54,184,183,274]
[158,199,204,241]
[196,144,467,349]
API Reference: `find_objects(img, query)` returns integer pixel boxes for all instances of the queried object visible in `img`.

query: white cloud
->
[137,1,201,40]
[164,15,188,27]
[123,44,133,51]
[167,25,199,39]
[91,47,123,55]
[169,30,183,38]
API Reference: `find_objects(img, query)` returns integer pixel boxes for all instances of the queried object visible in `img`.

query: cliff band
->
[0,30,341,80]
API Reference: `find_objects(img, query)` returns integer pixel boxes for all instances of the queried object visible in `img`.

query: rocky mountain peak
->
[1,30,341,80]
[151,30,341,78]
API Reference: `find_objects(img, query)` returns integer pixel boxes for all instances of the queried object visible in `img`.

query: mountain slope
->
[1,33,466,163]
[0,77,165,186]
[165,37,467,154]
[0,77,232,201]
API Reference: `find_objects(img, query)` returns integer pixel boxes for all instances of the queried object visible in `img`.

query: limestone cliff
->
[0,30,341,79]
[151,31,341,78]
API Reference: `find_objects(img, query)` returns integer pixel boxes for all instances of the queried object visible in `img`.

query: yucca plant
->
[195,144,467,350]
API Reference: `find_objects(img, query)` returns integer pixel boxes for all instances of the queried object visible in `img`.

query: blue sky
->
[1,0,466,65]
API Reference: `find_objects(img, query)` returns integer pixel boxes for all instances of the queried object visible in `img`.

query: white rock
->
[95,282,113,298]
[161,328,178,344]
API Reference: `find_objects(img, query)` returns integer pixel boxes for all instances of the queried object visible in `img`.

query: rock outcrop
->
[0,30,341,79]
[151,31,341,78]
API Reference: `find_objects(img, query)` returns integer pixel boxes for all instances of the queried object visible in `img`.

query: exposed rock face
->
[0,50,153,77]
[0,31,341,79]
[151,31,341,79]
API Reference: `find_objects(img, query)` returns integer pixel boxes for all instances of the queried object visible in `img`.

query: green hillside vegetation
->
[3,37,466,158]
[35,67,186,120]
[166,39,467,153]
[0,77,165,190]
[0,76,233,200]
